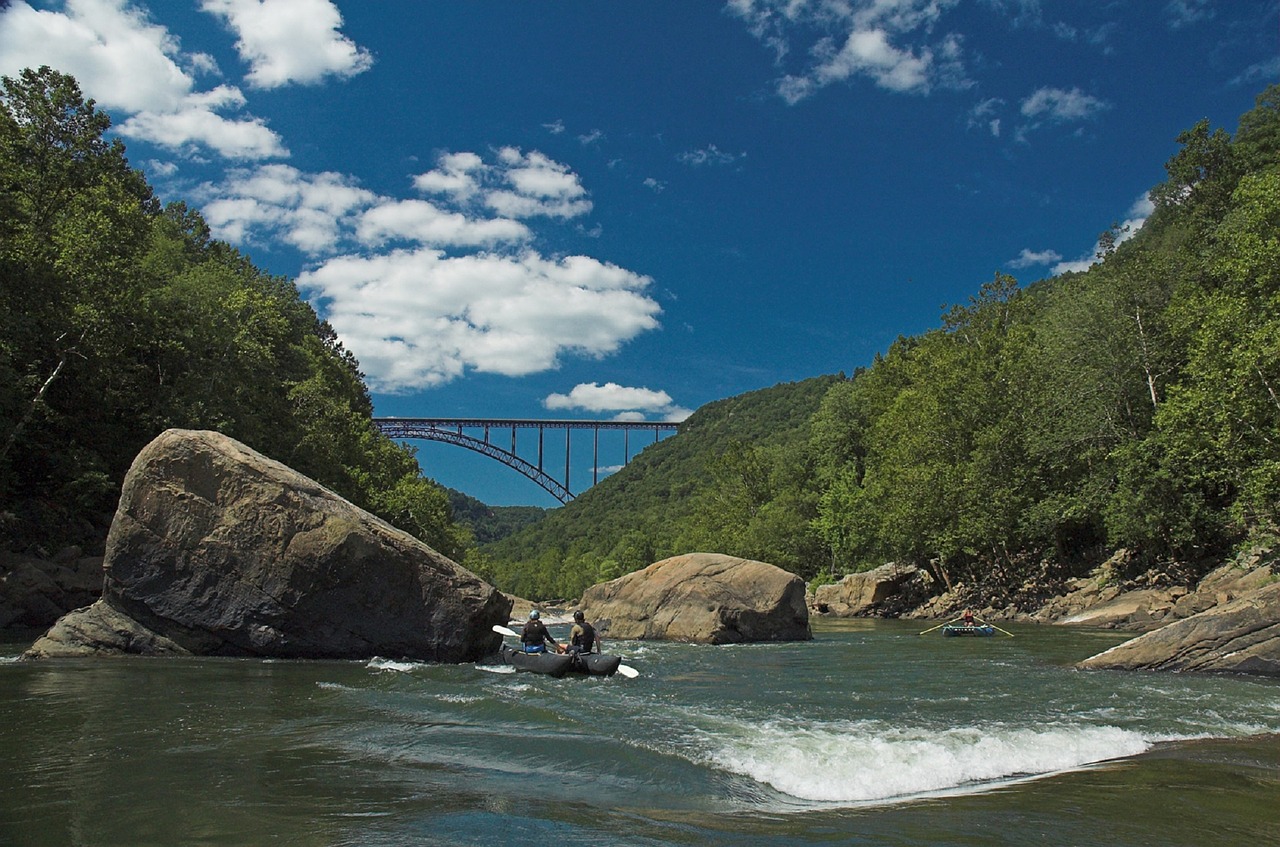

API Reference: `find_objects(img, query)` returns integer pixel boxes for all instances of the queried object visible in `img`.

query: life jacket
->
[521,619,549,646]
[570,621,596,653]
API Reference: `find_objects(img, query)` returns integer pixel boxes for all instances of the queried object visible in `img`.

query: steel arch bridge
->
[373,417,680,504]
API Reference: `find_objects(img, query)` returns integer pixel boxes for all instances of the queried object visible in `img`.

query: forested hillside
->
[0,67,469,559]
[446,489,546,546]
[805,85,1280,599]
[472,375,840,599]
[481,85,1280,604]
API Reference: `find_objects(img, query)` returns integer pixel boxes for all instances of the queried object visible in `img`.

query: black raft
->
[499,645,623,678]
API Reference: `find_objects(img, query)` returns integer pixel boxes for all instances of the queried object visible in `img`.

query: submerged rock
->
[580,552,811,644]
[1078,581,1280,676]
[24,429,510,661]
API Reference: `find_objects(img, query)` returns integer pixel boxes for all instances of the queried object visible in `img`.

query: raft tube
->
[498,645,623,677]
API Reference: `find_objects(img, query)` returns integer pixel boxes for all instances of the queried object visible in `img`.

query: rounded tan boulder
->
[580,552,812,644]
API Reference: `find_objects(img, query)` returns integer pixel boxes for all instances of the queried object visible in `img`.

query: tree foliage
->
[482,84,1280,600]
[0,67,466,558]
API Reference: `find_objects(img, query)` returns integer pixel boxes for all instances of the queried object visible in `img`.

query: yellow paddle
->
[917,619,961,635]
[975,617,1015,637]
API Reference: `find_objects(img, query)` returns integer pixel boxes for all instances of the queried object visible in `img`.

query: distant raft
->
[941,623,998,637]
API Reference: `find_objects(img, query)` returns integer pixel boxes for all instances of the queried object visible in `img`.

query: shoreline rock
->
[1078,580,1280,676]
[809,563,929,617]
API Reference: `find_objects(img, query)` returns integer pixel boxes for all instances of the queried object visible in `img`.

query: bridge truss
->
[372,417,680,504]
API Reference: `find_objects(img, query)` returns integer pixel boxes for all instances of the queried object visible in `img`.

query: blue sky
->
[2,1,1277,506]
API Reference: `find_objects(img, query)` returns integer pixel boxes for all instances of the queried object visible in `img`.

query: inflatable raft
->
[499,644,624,678]
[941,623,997,637]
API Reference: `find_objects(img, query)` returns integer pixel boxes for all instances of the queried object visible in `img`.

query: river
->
[2,619,1278,846]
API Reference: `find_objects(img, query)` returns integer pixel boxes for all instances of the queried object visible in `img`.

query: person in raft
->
[562,610,600,656]
[961,609,976,627]
[520,610,558,654]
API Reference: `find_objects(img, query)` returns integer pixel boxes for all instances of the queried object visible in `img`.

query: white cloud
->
[545,382,676,414]
[413,151,485,203]
[146,158,179,177]
[1020,86,1108,122]
[356,199,529,249]
[0,0,193,113]
[0,0,288,160]
[545,383,691,421]
[1052,194,1154,275]
[117,85,288,159]
[1232,56,1280,88]
[967,97,1003,136]
[199,0,372,89]
[811,28,932,94]
[1007,248,1062,270]
[298,253,661,393]
[414,148,593,219]
[199,155,661,393]
[727,0,968,101]
[486,148,593,219]
[678,144,744,167]
[1165,0,1213,29]
[200,163,376,252]
[201,153,559,255]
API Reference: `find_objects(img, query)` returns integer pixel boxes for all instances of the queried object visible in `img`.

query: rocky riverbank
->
[804,544,1280,676]
[806,546,1278,632]
[6,442,1277,672]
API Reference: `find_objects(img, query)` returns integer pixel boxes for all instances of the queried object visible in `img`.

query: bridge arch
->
[373,418,680,504]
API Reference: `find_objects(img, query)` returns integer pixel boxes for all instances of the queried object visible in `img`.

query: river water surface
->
[3,619,1278,846]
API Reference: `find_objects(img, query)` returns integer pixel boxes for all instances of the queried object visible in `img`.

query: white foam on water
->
[701,717,1152,805]
[316,681,356,691]
[367,658,422,672]
[475,664,516,674]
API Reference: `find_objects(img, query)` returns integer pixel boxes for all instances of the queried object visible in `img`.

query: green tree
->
[1154,169,1280,540]
[1,66,469,561]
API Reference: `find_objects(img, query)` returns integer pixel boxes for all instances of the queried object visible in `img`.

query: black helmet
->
[529,610,540,620]
[573,610,584,621]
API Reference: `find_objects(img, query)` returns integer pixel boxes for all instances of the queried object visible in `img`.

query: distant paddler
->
[918,610,1013,637]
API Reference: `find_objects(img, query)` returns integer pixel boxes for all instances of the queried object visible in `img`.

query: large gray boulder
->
[1078,581,1280,676]
[580,552,811,644]
[24,429,510,661]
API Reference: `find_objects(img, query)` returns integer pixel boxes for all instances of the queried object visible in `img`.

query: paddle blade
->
[492,624,519,638]
[615,664,639,679]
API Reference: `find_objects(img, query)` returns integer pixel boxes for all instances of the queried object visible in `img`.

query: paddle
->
[917,619,960,636]
[491,624,639,678]
[975,617,1015,637]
